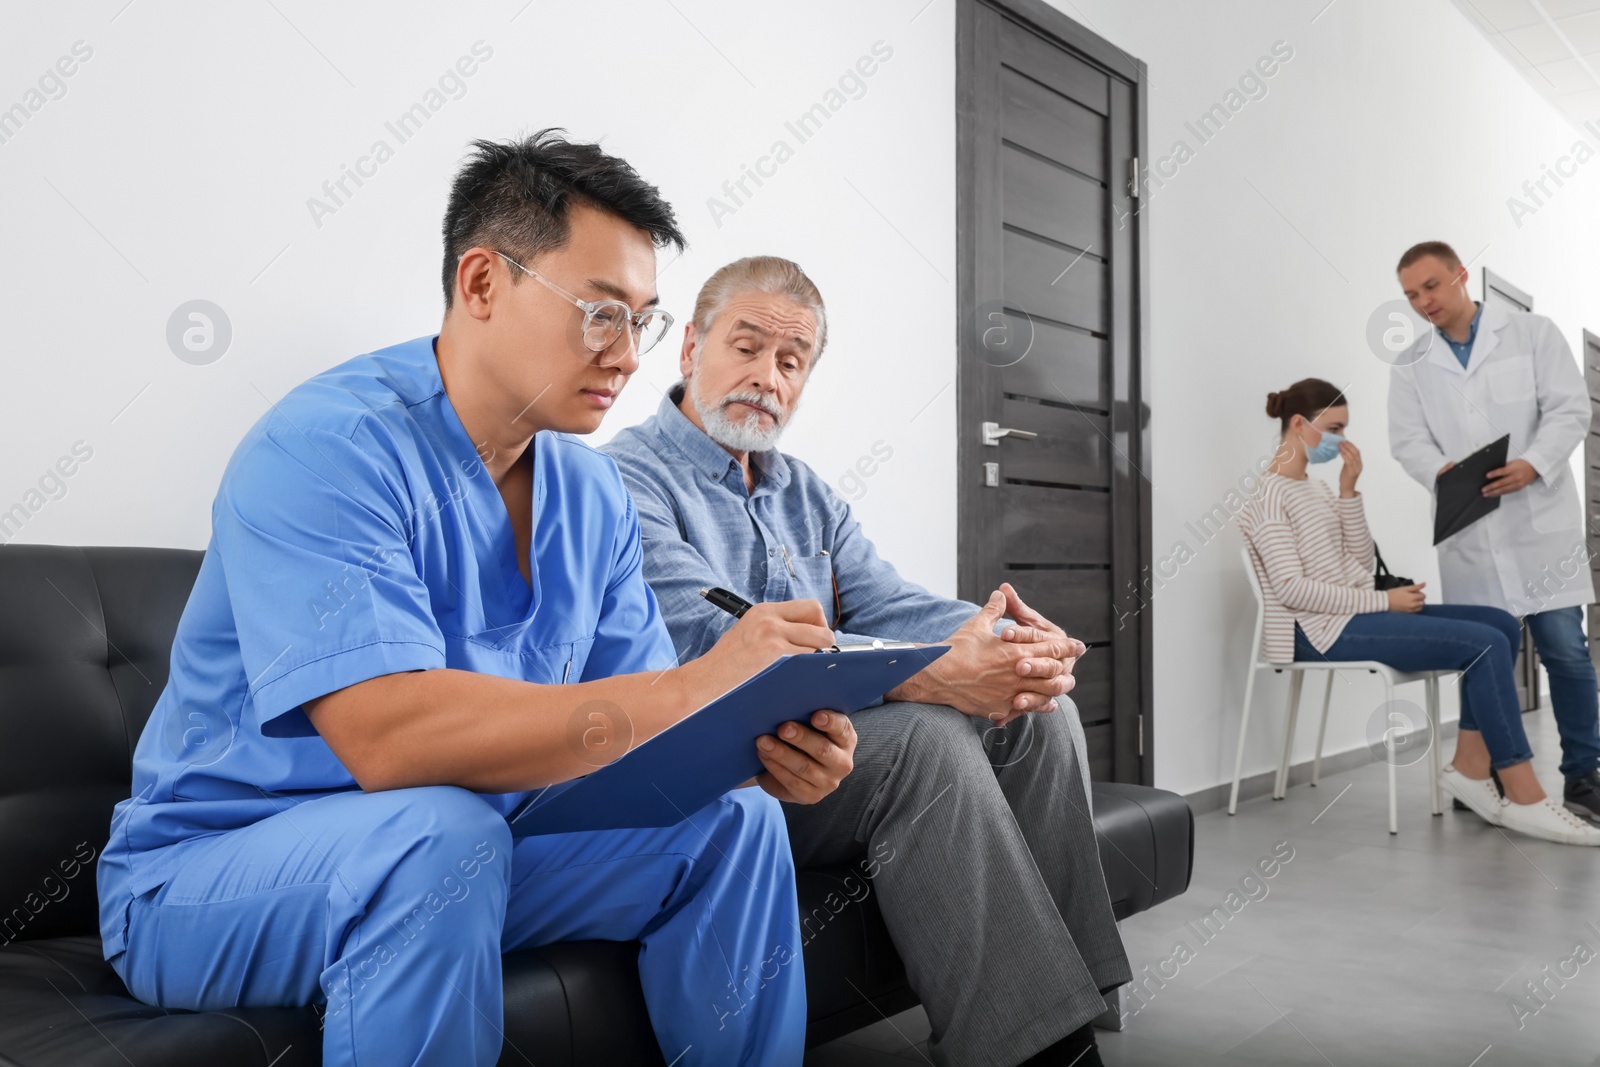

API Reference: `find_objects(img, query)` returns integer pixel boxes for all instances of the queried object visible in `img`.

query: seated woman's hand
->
[1337,439,1362,497]
[1386,582,1426,613]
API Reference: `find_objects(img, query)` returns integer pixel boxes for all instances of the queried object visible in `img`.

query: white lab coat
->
[1387,300,1595,616]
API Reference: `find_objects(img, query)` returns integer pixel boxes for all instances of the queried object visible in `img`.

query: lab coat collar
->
[1467,299,1508,373]
[1423,300,1507,380]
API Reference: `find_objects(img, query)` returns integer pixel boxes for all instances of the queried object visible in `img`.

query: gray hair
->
[691,256,828,363]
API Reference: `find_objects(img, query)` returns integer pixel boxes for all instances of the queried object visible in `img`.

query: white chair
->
[1230,547,1456,834]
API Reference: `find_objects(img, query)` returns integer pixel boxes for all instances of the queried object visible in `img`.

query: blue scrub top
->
[98,335,677,959]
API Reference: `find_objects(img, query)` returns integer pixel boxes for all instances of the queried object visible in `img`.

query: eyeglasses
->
[491,250,675,360]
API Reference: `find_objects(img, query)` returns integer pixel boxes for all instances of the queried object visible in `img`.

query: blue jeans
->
[1294,604,1532,770]
[1524,606,1600,780]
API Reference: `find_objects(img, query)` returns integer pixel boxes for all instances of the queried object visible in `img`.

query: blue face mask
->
[1305,429,1344,464]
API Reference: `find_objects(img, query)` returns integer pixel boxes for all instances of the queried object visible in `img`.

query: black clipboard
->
[508,645,948,837]
[1433,434,1510,545]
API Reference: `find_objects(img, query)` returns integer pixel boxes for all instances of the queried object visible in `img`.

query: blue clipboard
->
[508,645,948,837]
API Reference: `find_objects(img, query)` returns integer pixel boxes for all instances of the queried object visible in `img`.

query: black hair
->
[440,129,686,309]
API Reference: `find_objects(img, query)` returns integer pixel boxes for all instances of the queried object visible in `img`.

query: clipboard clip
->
[826,639,919,653]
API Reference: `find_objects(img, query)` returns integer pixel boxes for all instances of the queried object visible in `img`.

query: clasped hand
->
[891,582,1084,728]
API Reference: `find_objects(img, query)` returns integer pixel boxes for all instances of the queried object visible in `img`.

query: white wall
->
[1048,0,1600,796]
[5,1,1596,799]
[0,0,957,586]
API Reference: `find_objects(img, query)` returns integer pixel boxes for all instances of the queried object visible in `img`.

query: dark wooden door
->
[956,0,1149,784]
[1482,269,1541,712]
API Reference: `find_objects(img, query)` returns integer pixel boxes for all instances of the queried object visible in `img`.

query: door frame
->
[1482,268,1533,314]
[955,0,1152,784]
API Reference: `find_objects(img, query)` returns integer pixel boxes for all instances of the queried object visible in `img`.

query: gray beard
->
[689,377,790,453]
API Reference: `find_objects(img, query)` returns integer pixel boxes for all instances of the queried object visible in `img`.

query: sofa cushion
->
[0,935,320,1067]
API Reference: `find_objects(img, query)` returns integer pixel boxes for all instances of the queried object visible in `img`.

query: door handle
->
[982,421,1039,447]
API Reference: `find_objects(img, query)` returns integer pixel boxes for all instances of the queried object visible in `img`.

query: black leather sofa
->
[0,545,1192,1066]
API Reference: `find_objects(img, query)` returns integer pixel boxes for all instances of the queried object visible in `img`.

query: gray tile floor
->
[806,712,1600,1067]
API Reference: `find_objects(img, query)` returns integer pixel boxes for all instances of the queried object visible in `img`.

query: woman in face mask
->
[1237,378,1600,846]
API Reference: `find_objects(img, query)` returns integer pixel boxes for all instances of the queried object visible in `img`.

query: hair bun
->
[1265,391,1282,418]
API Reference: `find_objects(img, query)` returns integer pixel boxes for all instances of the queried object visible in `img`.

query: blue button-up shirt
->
[99,335,675,959]
[1441,301,1484,368]
[602,388,976,665]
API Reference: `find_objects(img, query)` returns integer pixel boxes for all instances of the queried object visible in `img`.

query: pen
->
[699,586,841,653]
[700,586,754,619]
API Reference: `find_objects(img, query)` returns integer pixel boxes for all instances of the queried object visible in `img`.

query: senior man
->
[603,256,1130,1067]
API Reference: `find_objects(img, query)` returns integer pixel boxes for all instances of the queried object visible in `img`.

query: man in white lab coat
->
[1388,240,1600,824]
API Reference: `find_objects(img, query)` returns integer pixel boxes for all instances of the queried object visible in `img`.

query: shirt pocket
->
[561,635,596,683]
[789,555,837,626]
[447,630,595,685]
[521,634,596,684]
[1487,358,1536,405]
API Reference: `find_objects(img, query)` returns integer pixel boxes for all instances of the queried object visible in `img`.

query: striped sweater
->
[1237,472,1389,663]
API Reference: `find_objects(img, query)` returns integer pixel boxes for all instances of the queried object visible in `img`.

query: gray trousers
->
[782,700,1131,1067]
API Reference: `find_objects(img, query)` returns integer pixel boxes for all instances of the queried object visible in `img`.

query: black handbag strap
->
[1374,542,1393,579]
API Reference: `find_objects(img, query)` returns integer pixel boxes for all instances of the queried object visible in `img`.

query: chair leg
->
[1427,675,1443,816]
[1311,671,1334,787]
[1228,667,1261,816]
[1276,672,1304,800]
[1385,679,1399,834]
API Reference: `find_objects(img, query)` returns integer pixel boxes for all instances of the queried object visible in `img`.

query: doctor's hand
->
[754,709,856,804]
[1484,459,1538,497]
[1338,440,1363,497]
[1386,583,1426,613]
[695,600,835,699]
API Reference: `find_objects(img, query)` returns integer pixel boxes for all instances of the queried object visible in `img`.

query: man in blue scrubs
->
[604,257,1130,1067]
[96,133,855,1067]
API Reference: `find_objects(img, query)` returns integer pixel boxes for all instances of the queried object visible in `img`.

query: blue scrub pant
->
[110,786,806,1066]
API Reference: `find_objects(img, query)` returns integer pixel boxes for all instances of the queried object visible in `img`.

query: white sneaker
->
[1439,765,1503,826]
[1500,797,1600,846]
